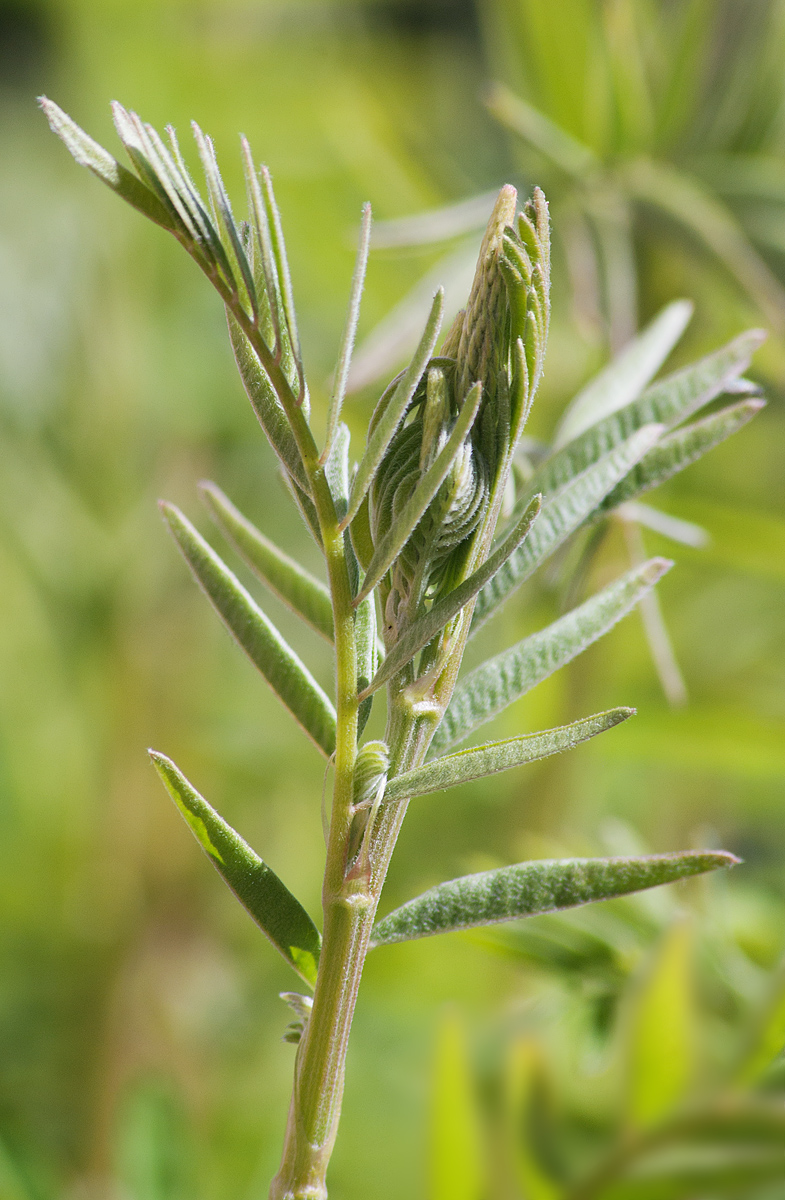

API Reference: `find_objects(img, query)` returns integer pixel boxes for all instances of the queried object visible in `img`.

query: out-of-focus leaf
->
[661,497,785,584]
[472,424,663,631]
[362,495,541,696]
[735,961,785,1086]
[0,1137,38,1200]
[617,502,708,548]
[433,558,671,754]
[322,203,371,462]
[600,398,765,511]
[344,288,444,530]
[429,1011,483,1200]
[384,708,633,803]
[505,1040,563,1200]
[554,300,693,448]
[150,752,321,986]
[115,1079,194,1200]
[527,330,765,503]
[40,97,176,231]
[370,191,497,249]
[625,157,785,332]
[485,82,598,177]
[161,503,336,757]
[355,381,483,603]
[370,851,735,947]
[627,921,694,1127]
[200,482,334,642]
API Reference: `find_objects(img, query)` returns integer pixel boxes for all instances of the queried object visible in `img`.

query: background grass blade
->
[150,752,321,986]
[370,851,737,948]
[161,503,336,756]
[433,558,672,754]
[200,482,334,641]
[553,299,693,447]
[384,708,634,802]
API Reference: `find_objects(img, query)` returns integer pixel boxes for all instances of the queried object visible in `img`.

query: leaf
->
[485,81,598,178]
[355,380,484,604]
[599,398,765,512]
[149,752,321,986]
[432,558,672,754]
[199,482,334,642]
[40,97,176,230]
[361,495,542,698]
[384,708,633,803]
[527,329,765,503]
[429,1012,483,1200]
[259,165,306,400]
[734,961,785,1087]
[355,592,378,738]
[553,300,693,448]
[192,121,256,313]
[227,311,309,492]
[471,423,664,632]
[370,851,736,948]
[370,191,497,249]
[161,503,336,757]
[342,288,445,531]
[628,921,694,1128]
[505,1040,563,1200]
[321,203,372,463]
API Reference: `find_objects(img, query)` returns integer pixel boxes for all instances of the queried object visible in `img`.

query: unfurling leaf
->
[370,851,737,947]
[384,708,633,802]
[433,558,672,753]
[200,482,334,641]
[471,424,664,631]
[150,752,321,986]
[161,503,336,756]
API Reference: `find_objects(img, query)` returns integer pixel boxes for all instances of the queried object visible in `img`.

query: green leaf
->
[527,329,765,504]
[370,850,736,948]
[628,921,694,1128]
[361,495,542,698]
[600,398,765,512]
[433,558,672,754]
[40,97,176,231]
[734,961,785,1087]
[355,591,378,738]
[471,423,663,632]
[355,380,484,604]
[505,1041,563,1200]
[149,752,321,986]
[429,1012,483,1200]
[485,82,598,178]
[384,708,633,803]
[321,203,372,464]
[227,311,309,493]
[161,503,336,757]
[553,300,693,448]
[192,121,256,313]
[258,164,306,401]
[199,482,334,642]
[343,288,445,531]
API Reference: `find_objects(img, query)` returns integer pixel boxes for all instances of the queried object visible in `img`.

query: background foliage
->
[1,1,784,1198]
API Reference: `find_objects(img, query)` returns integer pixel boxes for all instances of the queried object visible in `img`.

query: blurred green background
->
[2,1,785,1198]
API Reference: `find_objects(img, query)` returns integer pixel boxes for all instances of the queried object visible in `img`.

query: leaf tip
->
[644,556,674,584]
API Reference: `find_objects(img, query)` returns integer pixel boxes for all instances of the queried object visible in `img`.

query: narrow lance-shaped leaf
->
[199,482,334,642]
[40,97,176,230]
[150,751,321,986]
[342,288,445,531]
[321,203,372,464]
[362,494,542,698]
[553,299,694,448]
[161,503,336,757]
[260,165,306,402]
[355,380,484,604]
[471,423,664,633]
[734,961,785,1087]
[432,558,672,754]
[384,708,633,803]
[525,329,765,504]
[599,398,765,512]
[370,850,738,948]
[192,122,256,317]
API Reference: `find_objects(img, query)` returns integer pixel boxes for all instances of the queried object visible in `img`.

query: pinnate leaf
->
[161,502,336,756]
[384,708,633,803]
[150,752,321,985]
[433,558,672,754]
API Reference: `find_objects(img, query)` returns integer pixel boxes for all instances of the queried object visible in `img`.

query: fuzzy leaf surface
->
[471,424,663,632]
[370,851,737,947]
[150,752,321,985]
[433,558,671,754]
[554,300,693,448]
[200,482,334,641]
[384,708,633,802]
[161,503,336,756]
